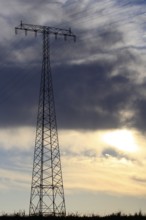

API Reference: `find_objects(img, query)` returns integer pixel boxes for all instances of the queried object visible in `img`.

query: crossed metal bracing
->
[15,21,76,216]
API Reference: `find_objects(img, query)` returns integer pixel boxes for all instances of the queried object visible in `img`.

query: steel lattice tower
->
[15,21,76,216]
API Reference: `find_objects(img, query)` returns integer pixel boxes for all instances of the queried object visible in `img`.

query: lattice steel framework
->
[15,21,76,216]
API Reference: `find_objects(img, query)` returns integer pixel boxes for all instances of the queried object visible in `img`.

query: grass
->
[0,211,146,220]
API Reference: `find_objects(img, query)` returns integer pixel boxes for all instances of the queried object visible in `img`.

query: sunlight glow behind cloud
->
[102,129,138,152]
[1,126,145,196]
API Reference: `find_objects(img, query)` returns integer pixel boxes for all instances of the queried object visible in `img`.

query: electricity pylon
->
[15,21,76,216]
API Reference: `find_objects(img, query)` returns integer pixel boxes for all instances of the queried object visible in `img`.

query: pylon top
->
[15,21,76,41]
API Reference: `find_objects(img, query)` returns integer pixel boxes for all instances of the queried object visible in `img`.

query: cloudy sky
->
[0,0,146,216]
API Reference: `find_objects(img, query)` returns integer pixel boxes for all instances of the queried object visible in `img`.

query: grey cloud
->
[116,0,146,7]
[97,28,123,46]
[131,176,146,184]
[102,148,119,158]
[62,148,97,158]
[101,147,137,163]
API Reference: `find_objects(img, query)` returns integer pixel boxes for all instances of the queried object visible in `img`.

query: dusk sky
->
[0,0,146,216]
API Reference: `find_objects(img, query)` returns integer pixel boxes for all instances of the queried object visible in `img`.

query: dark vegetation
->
[0,212,146,220]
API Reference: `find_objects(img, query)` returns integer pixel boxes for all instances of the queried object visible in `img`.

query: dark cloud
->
[0,37,144,131]
[52,42,141,130]
[132,95,146,132]
[0,1,146,132]
[53,62,130,129]
[0,66,40,127]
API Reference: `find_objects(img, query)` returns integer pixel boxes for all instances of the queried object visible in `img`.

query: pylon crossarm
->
[15,21,76,41]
